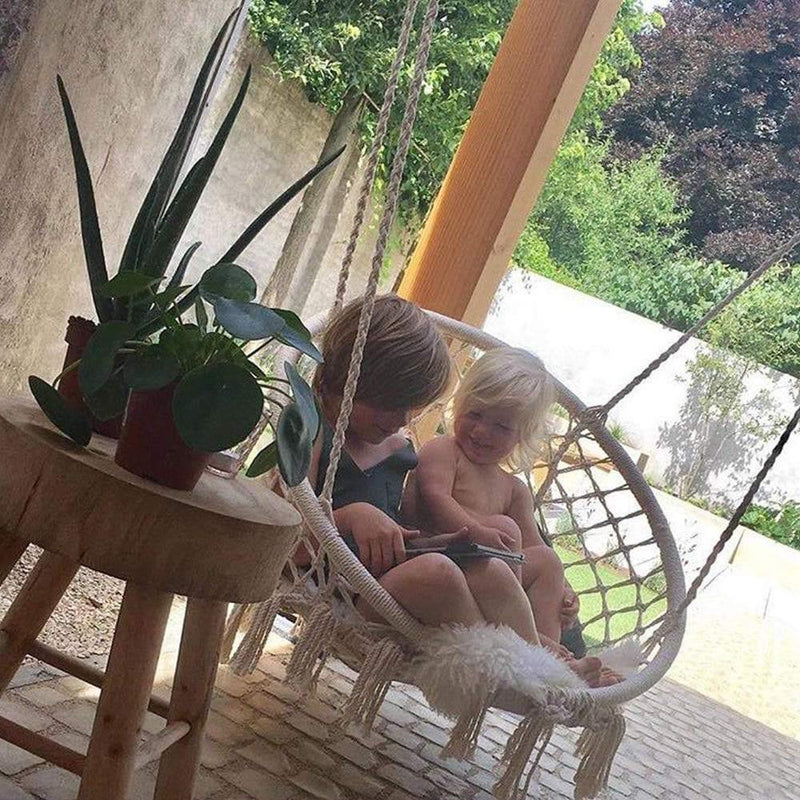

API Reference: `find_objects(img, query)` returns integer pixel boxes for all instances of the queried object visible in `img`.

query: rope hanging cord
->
[322,0,440,503]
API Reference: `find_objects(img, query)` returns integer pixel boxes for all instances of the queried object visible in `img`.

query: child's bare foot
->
[539,636,623,687]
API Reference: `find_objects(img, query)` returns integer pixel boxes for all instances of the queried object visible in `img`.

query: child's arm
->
[414,438,516,550]
[508,477,548,549]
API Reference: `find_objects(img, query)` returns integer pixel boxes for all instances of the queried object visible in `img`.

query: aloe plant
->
[29,15,344,485]
[30,262,321,486]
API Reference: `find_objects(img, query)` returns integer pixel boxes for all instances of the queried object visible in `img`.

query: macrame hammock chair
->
[222,2,800,798]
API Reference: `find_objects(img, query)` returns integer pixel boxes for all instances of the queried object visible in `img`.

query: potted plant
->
[51,11,341,437]
[29,261,320,491]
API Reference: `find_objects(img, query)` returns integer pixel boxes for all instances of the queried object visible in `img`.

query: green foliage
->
[249,0,653,225]
[742,503,800,551]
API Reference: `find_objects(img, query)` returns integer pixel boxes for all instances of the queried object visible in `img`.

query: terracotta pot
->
[115,383,211,491]
[58,316,124,439]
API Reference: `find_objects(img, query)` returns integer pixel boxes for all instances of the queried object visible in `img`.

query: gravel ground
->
[0,545,124,657]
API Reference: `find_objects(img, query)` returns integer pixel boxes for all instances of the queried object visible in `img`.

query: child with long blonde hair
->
[407,348,618,684]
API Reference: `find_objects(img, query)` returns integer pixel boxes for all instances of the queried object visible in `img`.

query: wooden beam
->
[134,722,191,770]
[399,0,623,325]
[0,715,85,775]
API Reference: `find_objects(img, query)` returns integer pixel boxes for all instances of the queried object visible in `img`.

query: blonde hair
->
[315,294,451,410]
[453,347,556,471]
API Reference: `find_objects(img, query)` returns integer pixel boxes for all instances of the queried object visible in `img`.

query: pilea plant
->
[30,261,320,486]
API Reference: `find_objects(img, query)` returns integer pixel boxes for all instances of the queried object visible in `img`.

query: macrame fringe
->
[573,711,626,800]
[229,594,283,676]
[440,689,491,760]
[219,604,247,664]
[493,711,553,800]
[285,603,336,694]
[340,638,404,730]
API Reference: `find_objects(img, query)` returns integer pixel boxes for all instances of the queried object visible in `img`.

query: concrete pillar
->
[0,0,232,393]
[398,0,623,325]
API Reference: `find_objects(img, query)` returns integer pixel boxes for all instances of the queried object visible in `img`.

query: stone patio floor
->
[2,562,799,800]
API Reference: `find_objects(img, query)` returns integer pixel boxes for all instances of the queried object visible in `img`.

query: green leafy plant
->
[56,10,341,333]
[30,263,321,486]
[742,502,800,551]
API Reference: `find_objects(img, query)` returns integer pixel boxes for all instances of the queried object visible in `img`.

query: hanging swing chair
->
[224,1,800,798]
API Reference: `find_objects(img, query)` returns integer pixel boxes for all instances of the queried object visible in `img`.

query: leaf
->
[97,271,161,298]
[167,241,202,290]
[140,66,252,279]
[276,402,313,487]
[83,372,128,421]
[154,284,192,309]
[219,144,346,263]
[173,362,264,452]
[276,325,323,363]
[123,347,181,391]
[285,361,320,441]
[56,76,114,323]
[117,12,236,277]
[245,359,268,381]
[199,262,257,302]
[195,296,208,334]
[28,376,91,446]
[273,308,312,341]
[246,441,278,477]
[212,297,286,341]
[78,320,137,395]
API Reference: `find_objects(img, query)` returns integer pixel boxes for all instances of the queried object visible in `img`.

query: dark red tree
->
[607,0,800,271]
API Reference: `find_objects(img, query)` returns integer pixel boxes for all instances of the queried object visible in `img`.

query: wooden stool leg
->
[0,550,77,692]
[0,529,27,585]
[154,598,227,800]
[77,582,172,800]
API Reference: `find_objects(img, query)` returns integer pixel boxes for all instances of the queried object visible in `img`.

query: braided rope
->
[321,0,440,502]
[331,0,421,315]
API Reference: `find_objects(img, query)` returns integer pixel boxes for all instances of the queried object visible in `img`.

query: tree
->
[606,0,800,271]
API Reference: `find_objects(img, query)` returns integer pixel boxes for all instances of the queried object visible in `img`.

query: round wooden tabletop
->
[0,396,302,602]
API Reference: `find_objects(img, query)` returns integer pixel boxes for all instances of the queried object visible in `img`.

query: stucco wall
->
[487,270,800,507]
[0,0,233,394]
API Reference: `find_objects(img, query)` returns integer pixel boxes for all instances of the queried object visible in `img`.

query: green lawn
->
[556,545,667,648]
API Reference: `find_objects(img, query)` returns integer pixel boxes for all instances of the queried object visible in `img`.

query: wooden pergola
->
[399,0,622,324]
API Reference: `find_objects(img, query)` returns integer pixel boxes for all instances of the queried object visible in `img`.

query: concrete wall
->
[0,0,233,393]
[0,5,395,396]
[486,270,800,508]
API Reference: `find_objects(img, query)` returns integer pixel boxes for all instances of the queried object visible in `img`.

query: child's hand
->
[560,580,580,629]
[345,503,418,577]
[469,524,516,551]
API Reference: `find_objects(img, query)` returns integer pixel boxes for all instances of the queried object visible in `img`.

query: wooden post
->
[399,0,623,325]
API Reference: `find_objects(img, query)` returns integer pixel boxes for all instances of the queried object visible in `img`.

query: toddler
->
[407,348,588,660]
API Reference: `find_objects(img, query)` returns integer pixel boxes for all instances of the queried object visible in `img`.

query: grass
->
[555,544,667,648]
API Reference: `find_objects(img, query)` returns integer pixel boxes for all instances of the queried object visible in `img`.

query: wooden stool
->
[0,397,301,799]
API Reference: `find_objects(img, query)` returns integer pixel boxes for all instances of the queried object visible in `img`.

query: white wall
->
[486,270,800,508]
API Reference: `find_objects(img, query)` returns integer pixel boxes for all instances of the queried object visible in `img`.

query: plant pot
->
[58,316,124,439]
[114,383,211,491]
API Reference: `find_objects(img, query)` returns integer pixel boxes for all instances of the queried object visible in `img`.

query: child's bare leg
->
[521,544,565,643]
[357,553,484,627]
[461,557,539,644]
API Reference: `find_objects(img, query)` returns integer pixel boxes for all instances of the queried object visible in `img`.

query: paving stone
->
[382,722,424,751]
[245,689,291,718]
[0,739,43,775]
[237,739,292,774]
[49,729,90,756]
[334,763,387,797]
[0,774,36,800]
[218,765,295,800]
[194,767,226,799]
[201,739,238,770]
[205,710,256,747]
[379,742,428,772]
[14,682,70,707]
[55,676,101,701]
[284,710,332,741]
[419,743,471,778]
[215,669,253,698]
[293,739,337,771]
[213,694,259,727]
[411,720,450,747]
[425,766,471,796]
[18,766,81,800]
[51,701,97,737]
[288,769,343,800]
[378,702,417,727]
[299,696,341,724]
[376,763,435,796]
[327,735,378,770]
[0,697,52,732]
[250,716,298,745]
